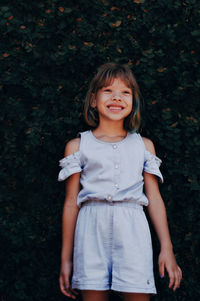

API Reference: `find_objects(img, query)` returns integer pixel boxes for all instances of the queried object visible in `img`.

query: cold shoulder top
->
[58,130,163,207]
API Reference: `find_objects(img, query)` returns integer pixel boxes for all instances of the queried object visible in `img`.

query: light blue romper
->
[58,130,163,294]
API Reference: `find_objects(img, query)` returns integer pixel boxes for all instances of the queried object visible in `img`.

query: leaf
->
[2,53,10,58]
[133,0,145,3]
[83,42,94,47]
[157,67,167,72]
[109,20,122,27]
[58,7,64,13]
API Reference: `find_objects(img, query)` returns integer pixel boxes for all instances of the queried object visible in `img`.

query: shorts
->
[72,200,157,294]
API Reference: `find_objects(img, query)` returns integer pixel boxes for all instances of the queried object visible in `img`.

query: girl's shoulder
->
[64,137,81,157]
[140,136,156,155]
[63,130,91,157]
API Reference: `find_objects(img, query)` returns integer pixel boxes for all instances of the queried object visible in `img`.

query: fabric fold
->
[144,150,164,183]
[58,151,82,181]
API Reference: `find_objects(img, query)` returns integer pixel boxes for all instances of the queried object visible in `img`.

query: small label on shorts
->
[147,280,150,285]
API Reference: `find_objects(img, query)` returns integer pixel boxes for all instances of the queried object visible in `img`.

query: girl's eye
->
[104,89,112,92]
[123,91,131,94]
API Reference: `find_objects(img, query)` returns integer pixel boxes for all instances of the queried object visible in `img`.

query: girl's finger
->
[173,271,180,291]
[63,288,75,299]
[173,266,182,291]
[178,266,183,280]
[59,274,65,292]
[65,284,78,299]
[59,279,66,296]
[60,281,71,297]
[59,275,73,298]
[159,261,165,278]
[62,273,78,297]
[178,267,183,287]
[168,272,175,289]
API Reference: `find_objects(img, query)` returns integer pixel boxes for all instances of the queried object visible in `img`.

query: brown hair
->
[84,62,141,131]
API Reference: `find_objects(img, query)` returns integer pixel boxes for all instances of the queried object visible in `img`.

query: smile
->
[107,105,124,111]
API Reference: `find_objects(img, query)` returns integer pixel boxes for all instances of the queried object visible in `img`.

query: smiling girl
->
[58,63,182,301]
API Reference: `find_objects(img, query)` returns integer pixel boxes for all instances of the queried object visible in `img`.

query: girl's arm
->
[59,139,81,299]
[142,137,182,292]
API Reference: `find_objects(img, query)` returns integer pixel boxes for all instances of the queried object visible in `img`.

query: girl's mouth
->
[107,105,124,111]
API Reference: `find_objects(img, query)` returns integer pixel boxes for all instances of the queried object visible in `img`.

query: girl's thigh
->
[81,290,109,301]
[123,293,150,301]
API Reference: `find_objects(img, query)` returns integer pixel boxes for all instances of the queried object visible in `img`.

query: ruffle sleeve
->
[144,150,164,183]
[58,151,82,181]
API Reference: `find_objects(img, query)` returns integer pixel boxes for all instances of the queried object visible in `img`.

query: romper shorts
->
[72,200,157,294]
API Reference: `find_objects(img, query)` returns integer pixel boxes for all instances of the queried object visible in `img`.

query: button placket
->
[112,143,120,190]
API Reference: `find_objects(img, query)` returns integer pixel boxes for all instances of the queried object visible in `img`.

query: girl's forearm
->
[147,198,173,251]
[61,203,80,263]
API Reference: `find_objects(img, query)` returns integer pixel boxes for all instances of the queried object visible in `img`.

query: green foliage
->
[1,0,200,300]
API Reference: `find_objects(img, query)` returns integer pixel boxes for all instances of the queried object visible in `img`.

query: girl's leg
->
[123,293,150,301]
[81,290,109,301]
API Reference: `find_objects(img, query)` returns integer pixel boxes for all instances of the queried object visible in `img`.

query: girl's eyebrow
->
[102,86,112,90]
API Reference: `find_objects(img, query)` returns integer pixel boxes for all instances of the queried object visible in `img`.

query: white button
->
[115,164,119,169]
[107,195,112,200]
[114,183,118,188]
[113,144,117,149]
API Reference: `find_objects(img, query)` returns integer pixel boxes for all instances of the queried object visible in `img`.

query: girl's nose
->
[112,91,122,100]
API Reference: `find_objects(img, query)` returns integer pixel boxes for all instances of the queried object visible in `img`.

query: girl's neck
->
[92,121,127,138]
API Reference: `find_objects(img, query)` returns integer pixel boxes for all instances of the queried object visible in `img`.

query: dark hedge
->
[1,0,200,300]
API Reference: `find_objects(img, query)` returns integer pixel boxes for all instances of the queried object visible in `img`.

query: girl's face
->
[92,78,133,125]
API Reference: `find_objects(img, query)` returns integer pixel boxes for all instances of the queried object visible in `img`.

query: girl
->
[58,63,182,301]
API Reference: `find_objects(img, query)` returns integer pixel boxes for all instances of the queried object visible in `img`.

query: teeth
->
[108,106,123,110]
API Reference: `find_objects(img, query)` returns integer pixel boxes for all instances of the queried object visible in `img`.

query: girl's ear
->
[90,93,97,108]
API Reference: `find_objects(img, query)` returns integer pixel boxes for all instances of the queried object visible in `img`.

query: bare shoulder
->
[141,136,156,155]
[64,138,80,157]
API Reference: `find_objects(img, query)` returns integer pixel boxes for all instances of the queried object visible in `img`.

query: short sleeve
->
[58,151,82,181]
[144,149,164,183]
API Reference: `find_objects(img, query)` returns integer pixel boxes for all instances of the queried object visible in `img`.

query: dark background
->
[1,0,200,300]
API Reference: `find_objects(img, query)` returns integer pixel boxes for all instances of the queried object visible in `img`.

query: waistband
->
[81,199,143,210]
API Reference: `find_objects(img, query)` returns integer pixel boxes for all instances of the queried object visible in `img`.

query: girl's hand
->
[158,248,182,291]
[59,261,79,299]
